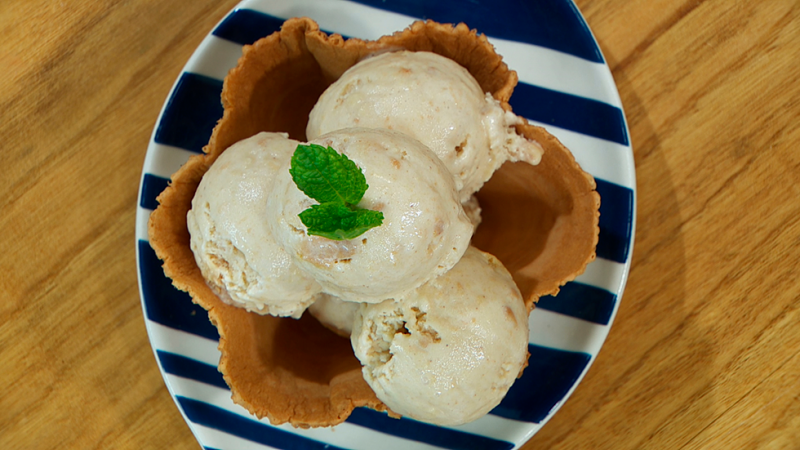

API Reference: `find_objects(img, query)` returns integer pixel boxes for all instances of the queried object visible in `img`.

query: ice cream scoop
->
[307,294,360,338]
[350,246,530,426]
[187,132,322,318]
[307,50,543,202]
[267,127,473,303]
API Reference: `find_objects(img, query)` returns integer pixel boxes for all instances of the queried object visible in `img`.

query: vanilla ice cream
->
[350,246,529,426]
[307,50,543,202]
[267,127,473,303]
[187,132,322,318]
[307,294,360,337]
[462,195,482,231]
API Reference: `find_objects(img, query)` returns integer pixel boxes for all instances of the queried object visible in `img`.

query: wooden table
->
[2,1,798,448]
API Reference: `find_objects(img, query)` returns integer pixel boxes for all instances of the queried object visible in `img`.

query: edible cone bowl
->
[148,17,599,428]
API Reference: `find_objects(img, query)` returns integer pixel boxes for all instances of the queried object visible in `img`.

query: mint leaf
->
[299,203,384,241]
[290,143,368,205]
[290,144,385,241]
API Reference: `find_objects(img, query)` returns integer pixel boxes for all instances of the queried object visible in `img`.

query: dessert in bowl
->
[147,17,599,428]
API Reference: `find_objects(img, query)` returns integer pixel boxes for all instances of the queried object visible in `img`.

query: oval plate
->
[135,0,636,449]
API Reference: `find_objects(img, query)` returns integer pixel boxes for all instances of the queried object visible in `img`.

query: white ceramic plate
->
[136,0,636,448]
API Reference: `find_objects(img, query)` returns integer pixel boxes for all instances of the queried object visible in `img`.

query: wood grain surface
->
[1,1,798,449]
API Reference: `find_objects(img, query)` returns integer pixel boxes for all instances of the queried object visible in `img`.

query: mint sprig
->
[290,144,384,240]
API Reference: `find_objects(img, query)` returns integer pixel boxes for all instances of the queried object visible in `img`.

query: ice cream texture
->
[307,50,544,202]
[267,127,473,303]
[187,132,322,318]
[308,294,360,338]
[351,246,530,426]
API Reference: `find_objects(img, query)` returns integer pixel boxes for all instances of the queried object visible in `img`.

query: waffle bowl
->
[147,17,599,428]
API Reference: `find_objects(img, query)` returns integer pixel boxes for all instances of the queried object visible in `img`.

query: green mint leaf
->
[290,144,384,240]
[299,203,384,241]
[290,143,368,205]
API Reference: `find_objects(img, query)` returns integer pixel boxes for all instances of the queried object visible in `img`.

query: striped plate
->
[135,0,636,448]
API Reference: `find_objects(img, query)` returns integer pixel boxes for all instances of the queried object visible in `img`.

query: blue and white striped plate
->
[136,0,636,448]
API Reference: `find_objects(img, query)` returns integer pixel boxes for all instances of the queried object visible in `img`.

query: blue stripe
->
[537,281,616,325]
[140,174,169,210]
[212,8,285,45]
[138,239,221,341]
[141,234,597,426]
[157,351,228,390]
[491,344,590,423]
[511,82,629,146]
[176,397,350,450]
[347,408,514,450]
[347,0,603,63]
[153,346,515,448]
[208,10,628,148]
[595,179,634,263]
[214,9,353,46]
[154,73,223,153]
[153,332,591,428]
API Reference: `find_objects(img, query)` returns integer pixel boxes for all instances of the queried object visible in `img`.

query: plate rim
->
[135,0,637,448]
